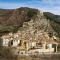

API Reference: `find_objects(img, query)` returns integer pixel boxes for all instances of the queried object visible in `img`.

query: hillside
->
[43,12,60,38]
[0,7,38,35]
[0,7,60,39]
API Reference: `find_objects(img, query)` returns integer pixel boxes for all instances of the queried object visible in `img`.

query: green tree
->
[0,38,3,46]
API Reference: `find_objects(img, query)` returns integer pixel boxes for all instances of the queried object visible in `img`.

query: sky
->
[0,0,60,15]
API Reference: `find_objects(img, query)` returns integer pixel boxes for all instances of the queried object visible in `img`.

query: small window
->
[36,42,42,47]
[46,45,48,49]
[11,40,13,45]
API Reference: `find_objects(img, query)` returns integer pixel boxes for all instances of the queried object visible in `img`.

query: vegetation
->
[50,21,60,38]
[0,38,3,46]
[43,12,60,38]
[0,47,17,60]
[43,12,60,23]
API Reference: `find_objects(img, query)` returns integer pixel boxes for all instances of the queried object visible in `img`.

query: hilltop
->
[0,7,60,38]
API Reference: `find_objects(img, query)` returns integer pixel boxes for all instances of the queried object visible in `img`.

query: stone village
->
[0,31,58,55]
[0,20,59,55]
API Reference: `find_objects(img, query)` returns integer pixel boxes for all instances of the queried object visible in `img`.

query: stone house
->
[1,33,21,47]
[25,40,58,53]
[1,34,12,46]
[19,32,58,53]
[10,34,20,47]
[26,41,36,50]
[9,38,20,47]
[0,31,58,53]
[2,38,10,46]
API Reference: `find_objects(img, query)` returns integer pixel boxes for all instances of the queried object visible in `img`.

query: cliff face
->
[0,7,60,38]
